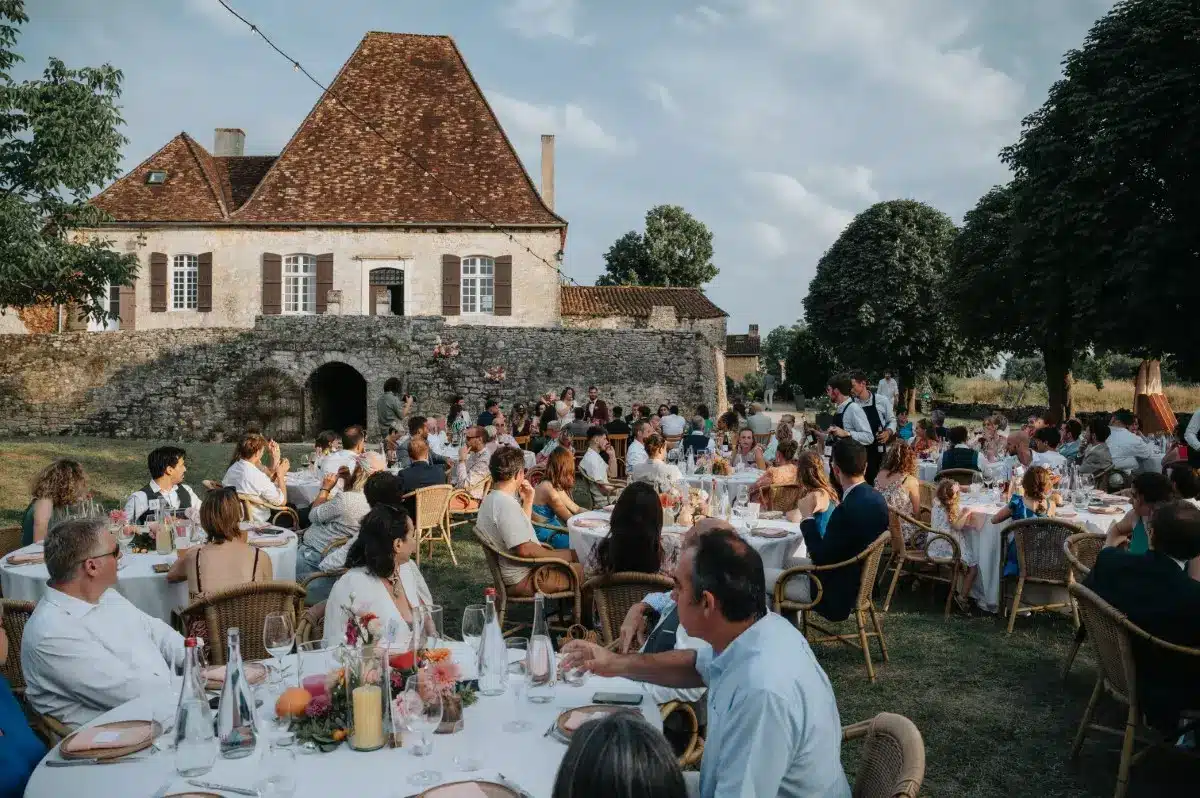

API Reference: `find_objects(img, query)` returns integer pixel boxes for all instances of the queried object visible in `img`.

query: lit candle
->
[352,684,383,750]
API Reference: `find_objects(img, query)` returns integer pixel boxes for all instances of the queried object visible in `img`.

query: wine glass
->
[503,638,532,733]
[263,612,295,684]
[461,605,485,652]
[403,676,444,787]
[969,472,983,503]
[735,485,749,509]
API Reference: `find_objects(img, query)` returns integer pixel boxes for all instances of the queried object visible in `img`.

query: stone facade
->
[561,312,727,353]
[725,354,761,383]
[0,316,719,441]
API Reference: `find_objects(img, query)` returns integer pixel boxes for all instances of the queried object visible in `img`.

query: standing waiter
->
[851,371,897,485]
[819,374,876,493]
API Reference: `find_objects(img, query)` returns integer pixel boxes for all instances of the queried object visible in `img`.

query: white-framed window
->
[461,256,494,314]
[284,254,317,314]
[171,254,198,310]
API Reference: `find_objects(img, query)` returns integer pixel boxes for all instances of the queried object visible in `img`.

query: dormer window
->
[146,171,167,185]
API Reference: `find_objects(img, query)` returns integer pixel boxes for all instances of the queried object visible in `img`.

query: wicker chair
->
[0,599,35,695]
[1000,517,1084,634]
[934,468,978,487]
[34,713,72,746]
[176,581,306,665]
[201,479,223,493]
[1062,531,1107,677]
[843,712,926,798]
[571,436,589,460]
[1068,583,1200,798]
[917,482,935,524]
[582,572,675,646]
[663,435,683,452]
[296,569,346,641]
[773,532,891,682]
[236,493,300,529]
[575,468,619,510]
[753,431,773,448]
[448,476,492,536]
[880,510,963,619]
[608,433,629,479]
[472,529,582,636]
[768,484,802,513]
[661,699,704,769]
[0,525,22,566]
[526,466,547,487]
[514,435,531,450]
[404,484,456,565]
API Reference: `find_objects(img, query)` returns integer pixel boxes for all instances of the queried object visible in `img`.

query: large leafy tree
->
[0,0,137,324]
[761,324,796,379]
[784,324,841,400]
[596,204,717,287]
[803,199,984,413]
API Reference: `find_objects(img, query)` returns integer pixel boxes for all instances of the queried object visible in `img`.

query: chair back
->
[0,599,36,693]
[1063,531,1106,580]
[582,572,675,646]
[472,529,512,615]
[844,712,926,798]
[754,432,773,448]
[408,484,454,531]
[574,468,601,510]
[769,484,802,513]
[917,482,934,522]
[0,525,21,559]
[1069,583,1138,704]
[855,532,892,608]
[201,479,223,493]
[663,435,682,451]
[1009,518,1081,583]
[178,581,306,665]
[526,466,547,487]
[608,434,629,478]
[934,469,977,486]
[514,435,530,450]
[571,436,589,458]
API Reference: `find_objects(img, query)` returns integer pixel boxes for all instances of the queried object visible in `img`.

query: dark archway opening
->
[307,362,367,435]
[369,267,404,316]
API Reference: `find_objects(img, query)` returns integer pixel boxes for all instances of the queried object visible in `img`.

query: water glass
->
[1072,490,1088,512]
[559,653,589,687]
[503,638,532,733]
[255,741,297,797]
[263,613,295,684]
[403,677,444,787]
[461,605,485,651]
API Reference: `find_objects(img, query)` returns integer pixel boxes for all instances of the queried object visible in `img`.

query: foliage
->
[739,371,763,402]
[784,324,841,401]
[0,0,138,322]
[761,325,795,378]
[596,204,716,287]
[804,199,987,401]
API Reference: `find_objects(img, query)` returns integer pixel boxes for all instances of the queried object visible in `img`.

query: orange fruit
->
[275,686,312,718]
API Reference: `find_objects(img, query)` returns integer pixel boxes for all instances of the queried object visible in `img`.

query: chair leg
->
[1006,577,1025,635]
[1063,627,1087,679]
[942,564,957,620]
[856,609,876,682]
[868,603,889,663]
[1070,676,1103,759]
[882,555,904,613]
[1114,703,1137,798]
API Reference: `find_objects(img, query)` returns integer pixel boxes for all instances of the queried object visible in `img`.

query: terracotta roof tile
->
[91,133,228,222]
[725,334,762,356]
[560,286,728,320]
[214,156,277,211]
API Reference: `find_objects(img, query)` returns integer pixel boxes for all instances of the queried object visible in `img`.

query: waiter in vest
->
[818,374,876,493]
[123,446,201,524]
[851,371,897,485]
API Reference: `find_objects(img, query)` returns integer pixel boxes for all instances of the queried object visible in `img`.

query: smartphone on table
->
[592,692,644,706]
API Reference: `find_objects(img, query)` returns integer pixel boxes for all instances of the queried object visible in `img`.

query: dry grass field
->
[947,377,1200,413]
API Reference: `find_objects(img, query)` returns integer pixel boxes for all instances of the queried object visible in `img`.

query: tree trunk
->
[1043,349,1074,423]
[904,387,917,416]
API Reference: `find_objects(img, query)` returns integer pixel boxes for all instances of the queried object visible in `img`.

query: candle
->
[352,685,383,750]
[302,675,327,699]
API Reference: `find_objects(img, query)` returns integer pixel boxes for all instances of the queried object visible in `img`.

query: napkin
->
[6,552,44,565]
[64,724,153,753]
[752,527,789,539]
[563,710,611,732]
[430,784,490,798]
[203,662,267,685]
[250,536,287,548]
[575,519,608,529]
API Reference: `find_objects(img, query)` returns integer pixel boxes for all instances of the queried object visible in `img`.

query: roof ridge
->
[179,132,230,217]
[89,133,188,207]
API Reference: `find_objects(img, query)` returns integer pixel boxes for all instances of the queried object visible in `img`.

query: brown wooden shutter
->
[441,254,461,316]
[493,255,513,316]
[118,283,136,330]
[197,252,213,312]
[315,253,334,314]
[262,253,282,315]
[149,252,168,312]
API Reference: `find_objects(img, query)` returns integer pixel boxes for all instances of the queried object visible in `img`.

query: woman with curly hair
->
[874,441,923,548]
[22,460,88,545]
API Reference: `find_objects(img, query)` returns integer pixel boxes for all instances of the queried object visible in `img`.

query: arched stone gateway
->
[305,361,367,436]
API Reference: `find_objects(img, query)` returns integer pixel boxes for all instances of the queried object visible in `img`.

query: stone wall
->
[0,316,719,441]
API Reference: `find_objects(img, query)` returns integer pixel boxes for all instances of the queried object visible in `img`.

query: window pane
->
[172,254,198,310]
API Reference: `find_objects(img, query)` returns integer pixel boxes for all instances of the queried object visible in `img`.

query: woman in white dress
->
[323,503,434,648]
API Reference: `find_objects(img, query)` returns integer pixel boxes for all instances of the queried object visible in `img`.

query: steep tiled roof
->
[91,133,228,222]
[560,286,728,320]
[725,334,761,356]
[214,156,277,211]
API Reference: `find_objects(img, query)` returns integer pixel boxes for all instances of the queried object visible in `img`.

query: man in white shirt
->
[745,403,774,435]
[1031,427,1068,471]
[625,420,651,471]
[451,426,492,510]
[22,518,185,728]
[877,370,899,409]
[821,375,874,446]
[223,432,290,524]
[322,425,366,476]
[851,372,897,484]
[660,405,687,437]
[123,446,201,524]
[580,426,619,505]
[489,414,520,450]
[427,415,449,454]
[1108,409,1155,472]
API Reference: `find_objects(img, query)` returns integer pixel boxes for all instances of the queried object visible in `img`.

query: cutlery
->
[497,772,534,798]
[45,755,151,767]
[151,779,174,798]
[187,779,259,796]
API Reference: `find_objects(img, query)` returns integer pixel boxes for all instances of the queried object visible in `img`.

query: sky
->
[19,0,1116,334]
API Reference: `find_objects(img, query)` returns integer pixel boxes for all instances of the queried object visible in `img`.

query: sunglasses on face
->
[77,544,122,569]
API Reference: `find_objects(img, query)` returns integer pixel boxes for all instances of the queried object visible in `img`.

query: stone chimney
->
[213,128,245,156]
[749,324,759,338]
[540,134,555,211]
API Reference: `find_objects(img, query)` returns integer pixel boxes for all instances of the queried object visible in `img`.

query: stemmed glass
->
[743,502,761,536]
[735,486,749,510]
[403,676,444,788]
[969,473,984,504]
[263,612,295,684]
[461,605,485,652]
[503,638,531,733]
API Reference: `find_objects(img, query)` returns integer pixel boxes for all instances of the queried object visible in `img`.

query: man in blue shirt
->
[564,528,851,798]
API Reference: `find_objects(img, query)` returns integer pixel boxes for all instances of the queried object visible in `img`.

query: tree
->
[803,199,986,414]
[596,204,716,287]
[0,0,138,324]
[761,324,796,380]
[784,324,841,401]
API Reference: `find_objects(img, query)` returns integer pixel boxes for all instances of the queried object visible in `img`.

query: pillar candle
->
[352,685,383,749]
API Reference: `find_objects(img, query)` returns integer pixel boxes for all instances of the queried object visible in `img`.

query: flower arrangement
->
[432,336,460,359]
[387,647,476,738]
[108,509,128,526]
[289,666,350,752]
[484,365,506,382]
[342,595,383,648]
[711,456,732,476]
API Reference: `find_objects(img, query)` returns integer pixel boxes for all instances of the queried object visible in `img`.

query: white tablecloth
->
[918,458,1009,484]
[286,472,324,508]
[0,529,297,623]
[24,642,659,798]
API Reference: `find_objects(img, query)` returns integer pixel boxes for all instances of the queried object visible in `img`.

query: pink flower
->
[344,618,359,646]
[306,694,332,718]
[108,509,127,524]
[428,660,461,696]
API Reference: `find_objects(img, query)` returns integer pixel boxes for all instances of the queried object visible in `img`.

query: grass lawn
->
[3,438,1197,795]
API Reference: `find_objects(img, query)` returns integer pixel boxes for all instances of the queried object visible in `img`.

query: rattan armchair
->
[608,433,629,479]
[514,435,531,450]
[1000,517,1084,634]
[880,510,963,619]
[296,569,346,641]
[661,699,704,769]
[1068,582,1200,798]
[0,525,21,562]
[753,431,773,448]
[404,484,456,565]
[0,599,35,694]
[1062,531,1107,677]
[176,581,306,665]
[842,712,926,798]
[773,531,891,682]
[582,571,675,647]
[236,493,300,529]
[768,484,802,513]
[448,477,491,536]
[575,468,619,510]
[934,468,978,486]
[472,529,582,636]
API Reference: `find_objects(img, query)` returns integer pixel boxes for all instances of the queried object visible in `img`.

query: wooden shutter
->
[315,253,334,314]
[441,254,461,316]
[493,255,513,316]
[118,283,136,330]
[262,253,282,315]
[149,252,168,312]
[197,252,213,312]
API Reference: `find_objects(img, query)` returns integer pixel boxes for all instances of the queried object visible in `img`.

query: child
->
[896,409,914,442]
[991,465,1057,577]
[931,479,978,612]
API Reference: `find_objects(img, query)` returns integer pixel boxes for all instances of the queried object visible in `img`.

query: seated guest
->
[312,429,338,467]
[1079,419,1114,475]
[323,504,434,648]
[427,414,449,453]
[682,416,714,456]
[551,711,687,798]
[802,439,891,621]
[715,409,740,448]
[322,425,366,476]
[751,440,799,509]
[590,399,611,427]
[532,447,584,549]
[695,404,715,434]
[124,446,202,524]
[376,377,410,438]
[382,424,404,467]
[168,487,274,596]
[0,613,45,796]
[396,416,449,469]
[625,420,651,471]
[930,408,950,440]
[732,401,748,428]
[1006,430,1034,468]
[605,406,631,437]
[490,415,519,451]
[1031,427,1067,471]
[510,404,533,439]
[745,402,773,435]
[592,482,670,576]
[565,406,591,438]
[1058,419,1084,460]
[630,434,684,494]
[1085,501,1200,731]
[1108,409,1155,472]
[911,418,936,456]
[730,428,767,470]
[784,451,839,533]
[978,413,1008,463]
[398,439,448,520]
[896,408,914,442]
[22,519,185,728]
[649,415,663,436]
[536,420,564,464]
[1104,472,1175,555]
[22,459,88,546]
[939,426,981,472]
[1168,463,1199,506]
[222,432,290,524]
[562,529,851,798]
[660,405,687,437]
[475,448,582,597]
[992,465,1057,577]
[477,397,500,427]
[763,420,794,461]
[536,404,559,442]
[451,426,492,511]
[580,426,619,504]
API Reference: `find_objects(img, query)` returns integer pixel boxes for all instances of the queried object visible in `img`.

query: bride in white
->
[323,503,434,648]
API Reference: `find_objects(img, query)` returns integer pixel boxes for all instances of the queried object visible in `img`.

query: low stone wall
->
[0,316,719,441]
[929,400,1190,429]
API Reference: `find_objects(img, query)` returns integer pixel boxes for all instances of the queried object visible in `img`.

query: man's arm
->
[878,395,897,433]
[844,404,875,445]
[562,641,704,689]
[705,690,796,798]
[1186,412,1200,452]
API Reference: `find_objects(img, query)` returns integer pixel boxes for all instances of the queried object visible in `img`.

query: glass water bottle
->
[217,627,258,759]
[174,637,216,776]
[526,593,556,703]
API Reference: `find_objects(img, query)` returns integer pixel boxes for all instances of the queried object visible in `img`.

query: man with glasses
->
[451,426,491,511]
[22,519,185,729]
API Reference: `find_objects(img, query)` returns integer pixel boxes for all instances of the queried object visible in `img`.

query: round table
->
[24,642,660,798]
[0,527,297,623]
[918,458,1009,484]
[286,471,324,508]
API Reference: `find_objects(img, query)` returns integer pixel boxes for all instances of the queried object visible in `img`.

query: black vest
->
[135,484,193,524]
[643,606,682,655]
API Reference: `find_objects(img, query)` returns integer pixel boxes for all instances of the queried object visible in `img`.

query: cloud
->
[675,5,725,31]
[803,164,880,204]
[743,171,854,239]
[499,0,595,44]
[643,82,679,116]
[184,0,252,35]
[746,221,788,259]
[487,91,634,155]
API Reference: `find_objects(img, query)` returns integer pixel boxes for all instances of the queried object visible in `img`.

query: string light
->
[214,0,579,286]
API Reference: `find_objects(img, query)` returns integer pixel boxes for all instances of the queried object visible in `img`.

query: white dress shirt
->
[834,398,875,445]
[1106,426,1154,471]
[22,587,184,728]
[427,431,449,455]
[877,378,899,401]
[321,449,359,476]
[580,448,611,484]
[1031,449,1067,471]
[322,563,433,649]
[855,391,897,434]
[660,414,687,437]
[1184,408,1200,452]
[123,481,201,523]
[626,440,649,470]
[222,459,286,522]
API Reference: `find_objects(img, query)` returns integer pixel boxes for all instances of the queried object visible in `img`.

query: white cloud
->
[743,171,854,239]
[499,0,595,44]
[746,221,788,259]
[487,91,634,155]
[675,5,725,31]
[643,82,679,116]
[803,164,879,204]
